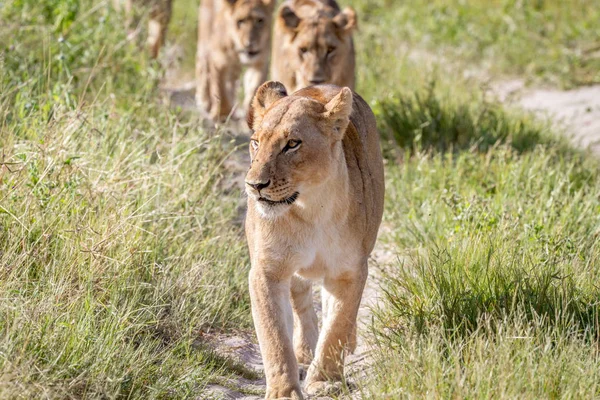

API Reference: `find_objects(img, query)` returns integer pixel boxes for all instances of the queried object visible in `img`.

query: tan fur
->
[195,0,275,121]
[271,0,357,93]
[112,0,173,58]
[245,82,384,398]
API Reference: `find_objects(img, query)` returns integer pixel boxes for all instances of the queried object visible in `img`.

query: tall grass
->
[368,318,600,398]
[366,110,600,397]
[373,82,569,155]
[1,1,252,398]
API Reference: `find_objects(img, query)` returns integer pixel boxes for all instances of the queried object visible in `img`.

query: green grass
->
[367,318,600,398]
[373,81,570,155]
[169,0,199,74]
[365,98,600,397]
[1,1,252,398]
[343,3,600,393]
[349,0,600,88]
[3,0,600,399]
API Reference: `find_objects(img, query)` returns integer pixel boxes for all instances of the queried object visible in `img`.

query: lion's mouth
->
[258,192,299,206]
[241,49,261,58]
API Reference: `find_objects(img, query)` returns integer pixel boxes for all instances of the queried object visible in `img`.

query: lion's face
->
[226,0,275,64]
[245,82,353,218]
[278,1,356,88]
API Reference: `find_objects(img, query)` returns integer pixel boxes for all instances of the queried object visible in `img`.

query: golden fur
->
[245,82,384,398]
[195,0,275,120]
[271,0,357,93]
[112,0,173,59]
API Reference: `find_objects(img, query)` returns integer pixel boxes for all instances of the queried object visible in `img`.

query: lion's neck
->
[289,149,350,224]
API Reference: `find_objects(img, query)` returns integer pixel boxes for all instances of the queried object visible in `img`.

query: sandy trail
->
[492,79,600,153]
[401,44,600,153]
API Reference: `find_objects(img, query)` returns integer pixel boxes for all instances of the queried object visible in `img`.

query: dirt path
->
[492,79,600,153]
[401,44,600,153]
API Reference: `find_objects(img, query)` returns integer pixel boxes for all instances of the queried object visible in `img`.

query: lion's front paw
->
[304,380,343,396]
[265,385,303,400]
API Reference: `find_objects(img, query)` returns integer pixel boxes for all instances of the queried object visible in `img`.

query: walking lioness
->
[196,0,275,120]
[112,0,173,58]
[271,0,357,93]
[245,81,384,398]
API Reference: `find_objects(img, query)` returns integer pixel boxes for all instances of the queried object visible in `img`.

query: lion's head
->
[276,0,356,89]
[224,0,275,64]
[245,81,353,218]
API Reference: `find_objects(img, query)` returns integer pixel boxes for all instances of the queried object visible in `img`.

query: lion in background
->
[196,0,275,121]
[271,0,357,93]
[112,0,173,59]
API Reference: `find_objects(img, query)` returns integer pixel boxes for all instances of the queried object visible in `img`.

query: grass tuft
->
[374,82,569,156]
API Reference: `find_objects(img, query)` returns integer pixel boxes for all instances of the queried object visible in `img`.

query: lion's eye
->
[283,139,302,153]
[327,46,336,55]
[299,47,308,54]
[256,18,264,25]
[251,140,259,151]
[237,19,244,28]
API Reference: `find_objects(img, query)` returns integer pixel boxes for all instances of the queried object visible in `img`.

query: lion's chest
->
[292,224,361,280]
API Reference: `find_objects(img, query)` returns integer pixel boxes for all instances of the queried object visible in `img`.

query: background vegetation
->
[353,0,600,88]
[1,1,253,398]
[2,0,600,398]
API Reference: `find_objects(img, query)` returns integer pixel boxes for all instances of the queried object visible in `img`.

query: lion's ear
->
[248,81,288,131]
[333,7,357,34]
[279,5,300,30]
[322,87,353,140]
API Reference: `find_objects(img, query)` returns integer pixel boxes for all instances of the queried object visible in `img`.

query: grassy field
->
[1,1,254,398]
[351,0,600,88]
[2,0,600,398]
[367,122,600,398]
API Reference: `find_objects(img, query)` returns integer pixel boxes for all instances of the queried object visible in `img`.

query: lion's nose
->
[246,179,271,191]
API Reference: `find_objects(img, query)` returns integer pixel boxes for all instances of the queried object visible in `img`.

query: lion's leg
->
[249,268,303,399]
[221,70,237,119]
[195,7,211,117]
[291,275,318,372]
[348,321,358,354]
[147,0,172,58]
[195,50,211,116]
[242,62,268,113]
[305,264,367,395]
[207,66,237,120]
[207,66,230,121]
[322,288,356,354]
[321,286,333,323]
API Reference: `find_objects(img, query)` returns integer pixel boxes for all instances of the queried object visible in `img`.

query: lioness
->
[112,0,173,59]
[245,81,384,398]
[196,0,275,120]
[271,0,357,93]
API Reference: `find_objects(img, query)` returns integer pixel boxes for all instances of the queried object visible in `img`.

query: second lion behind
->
[196,0,275,121]
[271,0,357,93]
